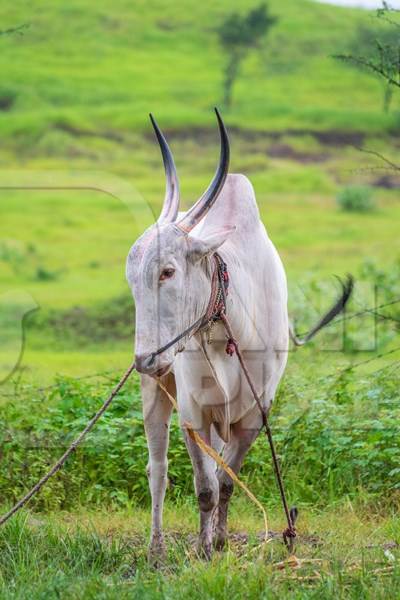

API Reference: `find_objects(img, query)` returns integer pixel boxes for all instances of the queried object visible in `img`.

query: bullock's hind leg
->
[141,372,174,564]
[215,422,260,550]
[183,425,219,560]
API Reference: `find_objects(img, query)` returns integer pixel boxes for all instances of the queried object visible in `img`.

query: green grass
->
[0,503,399,599]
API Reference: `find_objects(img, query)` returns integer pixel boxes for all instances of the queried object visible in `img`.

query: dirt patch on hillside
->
[147,126,366,149]
[30,293,134,344]
[0,92,16,111]
[268,143,329,163]
[372,174,400,189]
[53,121,125,143]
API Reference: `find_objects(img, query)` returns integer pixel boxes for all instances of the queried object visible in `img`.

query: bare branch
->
[377,4,400,29]
[0,24,29,37]
[334,53,400,88]
[347,166,398,174]
[355,146,400,172]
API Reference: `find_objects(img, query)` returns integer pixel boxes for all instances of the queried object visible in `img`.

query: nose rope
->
[206,255,297,553]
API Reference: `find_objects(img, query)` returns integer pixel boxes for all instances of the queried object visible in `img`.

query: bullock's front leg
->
[215,423,259,550]
[183,426,219,560]
[141,373,174,564]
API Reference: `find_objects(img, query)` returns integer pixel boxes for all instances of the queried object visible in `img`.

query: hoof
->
[196,539,213,561]
[148,535,166,568]
[214,530,227,551]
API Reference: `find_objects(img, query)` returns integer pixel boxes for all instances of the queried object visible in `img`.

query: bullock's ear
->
[187,226,236,262]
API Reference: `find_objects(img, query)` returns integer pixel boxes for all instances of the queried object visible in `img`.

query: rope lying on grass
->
[0,362,269,544]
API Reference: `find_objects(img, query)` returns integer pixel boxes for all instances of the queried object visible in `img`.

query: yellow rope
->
[156,379,270,543]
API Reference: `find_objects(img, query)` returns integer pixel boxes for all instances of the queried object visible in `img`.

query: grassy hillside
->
[0,0,399,136]
[1,0,399,384]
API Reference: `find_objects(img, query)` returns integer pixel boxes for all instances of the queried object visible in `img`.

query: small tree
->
[334,3,400,113]
[216,3,277,109]
[334,3,399,173]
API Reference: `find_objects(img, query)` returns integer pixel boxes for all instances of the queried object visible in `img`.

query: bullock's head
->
[126,109,233,377]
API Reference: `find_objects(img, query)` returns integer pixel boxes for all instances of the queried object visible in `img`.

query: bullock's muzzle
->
[135,353,171,377]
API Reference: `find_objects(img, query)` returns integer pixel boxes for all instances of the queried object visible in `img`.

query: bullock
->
[126,110,352,561]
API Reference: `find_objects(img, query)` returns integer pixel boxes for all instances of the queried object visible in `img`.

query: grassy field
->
[1,0,399,597]
[0,503,399,599]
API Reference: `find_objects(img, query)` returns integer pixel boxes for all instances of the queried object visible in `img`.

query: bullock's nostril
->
[145,354,156,368]
[135,353,156,374]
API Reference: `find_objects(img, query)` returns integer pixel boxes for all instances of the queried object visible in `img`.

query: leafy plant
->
[334,4,400,173]
[347,20,400,112]
[335,4,400,113]
[0,360,399,512]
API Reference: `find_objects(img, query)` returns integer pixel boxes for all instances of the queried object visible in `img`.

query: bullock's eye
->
[159,268,175,281]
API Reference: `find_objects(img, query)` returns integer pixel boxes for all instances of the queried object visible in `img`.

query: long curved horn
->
[176,108,230,233]
[149,114,180,223]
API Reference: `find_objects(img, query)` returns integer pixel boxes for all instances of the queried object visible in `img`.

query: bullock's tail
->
[289,275,354,347]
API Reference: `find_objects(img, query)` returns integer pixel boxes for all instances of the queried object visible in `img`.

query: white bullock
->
[126,110,352,561]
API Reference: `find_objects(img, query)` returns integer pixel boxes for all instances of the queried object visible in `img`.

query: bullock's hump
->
[199,173,260,237]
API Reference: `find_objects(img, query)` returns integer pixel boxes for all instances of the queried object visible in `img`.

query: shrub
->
[336,186,375,212]
[0,364,399,512]
[35,267,59,281]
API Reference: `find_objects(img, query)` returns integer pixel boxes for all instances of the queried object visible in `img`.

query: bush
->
[0,364,399,512]
[336,186,375,212]
[35,266,60,282]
